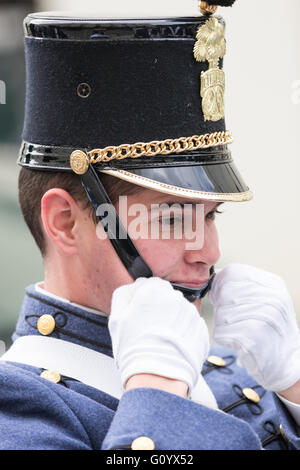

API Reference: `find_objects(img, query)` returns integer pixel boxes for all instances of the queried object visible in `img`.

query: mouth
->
[171,280,210,289]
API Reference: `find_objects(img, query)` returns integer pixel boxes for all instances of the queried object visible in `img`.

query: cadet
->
[1,0,300,450]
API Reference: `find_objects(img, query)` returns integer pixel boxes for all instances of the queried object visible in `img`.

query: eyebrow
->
[150,201,224,209]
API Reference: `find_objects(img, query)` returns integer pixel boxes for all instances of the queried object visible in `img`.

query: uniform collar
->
[34,282,107,317]
[12,283,113,357]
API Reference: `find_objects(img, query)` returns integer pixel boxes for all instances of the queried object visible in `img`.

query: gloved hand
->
[208,263,300,392]
[108,277,210,393]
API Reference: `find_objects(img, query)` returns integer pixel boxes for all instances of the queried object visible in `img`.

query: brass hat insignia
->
[193,17,226,122]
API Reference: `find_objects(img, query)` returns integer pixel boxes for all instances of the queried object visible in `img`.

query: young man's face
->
[84,187,221,314]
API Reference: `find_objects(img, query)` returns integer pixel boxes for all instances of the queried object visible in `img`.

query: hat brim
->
[100,161,252,202]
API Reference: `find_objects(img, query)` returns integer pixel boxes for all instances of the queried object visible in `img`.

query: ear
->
[41,188,81,255]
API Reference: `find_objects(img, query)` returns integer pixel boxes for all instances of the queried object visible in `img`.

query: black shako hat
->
[18,0,252,302]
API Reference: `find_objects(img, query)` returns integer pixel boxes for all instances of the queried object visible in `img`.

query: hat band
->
[87,130,233,164]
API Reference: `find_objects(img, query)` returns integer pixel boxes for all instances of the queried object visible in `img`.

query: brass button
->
[279,424,289,443]
[242,387,260,403]
[70,150,89,175]
[40,370,61,384]
[131,436,155,451]
[207,355,226,367]
[37,314,55,336]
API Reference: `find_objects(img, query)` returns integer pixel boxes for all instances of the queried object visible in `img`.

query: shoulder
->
[0,360,114,449]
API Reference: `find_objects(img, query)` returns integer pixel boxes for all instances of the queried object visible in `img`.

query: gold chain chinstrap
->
[88,131,233,164]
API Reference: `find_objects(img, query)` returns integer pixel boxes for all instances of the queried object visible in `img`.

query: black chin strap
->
[80,163,214,302]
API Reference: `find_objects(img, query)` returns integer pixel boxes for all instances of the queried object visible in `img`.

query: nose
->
[183,223,220,268]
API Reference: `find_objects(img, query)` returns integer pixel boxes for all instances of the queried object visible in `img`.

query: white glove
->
[208,263,300,392]
[108,277,210,393]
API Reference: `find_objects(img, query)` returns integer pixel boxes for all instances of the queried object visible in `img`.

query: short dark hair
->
[18,167,144,256]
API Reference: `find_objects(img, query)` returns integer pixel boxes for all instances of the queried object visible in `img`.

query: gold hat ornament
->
[194,16,226,121]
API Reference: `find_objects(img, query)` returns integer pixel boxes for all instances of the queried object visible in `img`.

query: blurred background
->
[0,0,299,348]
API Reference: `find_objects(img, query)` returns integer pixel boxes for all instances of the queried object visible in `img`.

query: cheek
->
[134,238,184,276]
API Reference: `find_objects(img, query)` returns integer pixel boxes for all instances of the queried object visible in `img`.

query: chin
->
[193,298,202,313]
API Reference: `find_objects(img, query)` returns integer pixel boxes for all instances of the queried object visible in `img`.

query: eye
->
[159,216,182,226]
[206,209,223,221]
